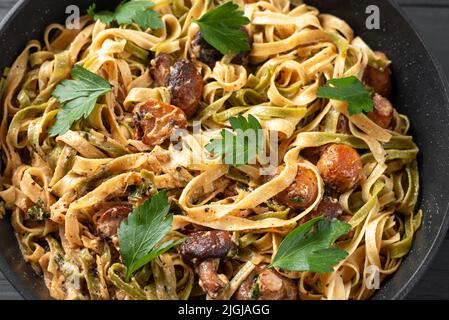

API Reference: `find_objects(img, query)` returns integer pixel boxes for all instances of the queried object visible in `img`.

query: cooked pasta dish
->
[0,0,422,300]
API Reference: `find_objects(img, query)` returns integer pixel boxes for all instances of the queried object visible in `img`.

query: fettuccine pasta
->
[0,0,421,300]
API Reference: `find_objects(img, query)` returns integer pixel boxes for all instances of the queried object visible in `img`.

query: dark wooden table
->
[0,0,448,300]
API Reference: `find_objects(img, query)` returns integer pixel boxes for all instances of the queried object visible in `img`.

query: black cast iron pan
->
[0,0,448,300]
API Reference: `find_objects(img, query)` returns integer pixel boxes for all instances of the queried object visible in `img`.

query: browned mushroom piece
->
[167,60,204,118]
[310,196,343,220]
[337,114,351,134]
[95,205,132,238]
[363,51,392,98]
[234,266,297,300]
[367,93,394,129]
[317,144,363,193]
[299,196,344,225]
[178,230,237,264]
[191,30,252,68]
[190,32,223,68]
[301,115,350,164]
[150,53,174,87]
[197,259,229,299]
[301,147,323,164]
[273,166,319,210]
[178,231,237,298]
[133,100,188,147]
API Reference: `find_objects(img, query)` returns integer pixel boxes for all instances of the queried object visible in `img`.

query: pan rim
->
[0,0,448,300]
[379,0,449,300]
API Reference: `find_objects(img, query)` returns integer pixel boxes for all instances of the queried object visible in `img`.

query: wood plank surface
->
[0,0,448,300]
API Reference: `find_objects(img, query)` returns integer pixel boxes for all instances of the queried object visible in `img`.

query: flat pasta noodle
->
[0,0,421,300]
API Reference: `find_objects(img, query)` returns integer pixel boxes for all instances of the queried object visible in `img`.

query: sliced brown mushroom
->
[178,230,237,298]
[95,205,132,239]
[133,100,188,147]
[167,61,204,118]
[368,93,394,129]
[178,230,237,264]
[317,144,363,193]
[310,196,344,220]
[150,53,174,87]
[234,266,297,300]
[363,51,392,98]
[273,166,319,210]
[197,259,230,299]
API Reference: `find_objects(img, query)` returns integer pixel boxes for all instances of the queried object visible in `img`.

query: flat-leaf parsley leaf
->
[49,65,111,137]
[88,1,164,30]
[206,114,264,166]
[317,76,374,116]
[194,2,250,55]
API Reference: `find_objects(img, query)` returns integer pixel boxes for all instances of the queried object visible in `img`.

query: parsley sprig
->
[88,1,164,30]
[49,65,111,137]
[118,191,184,281]
[317,76,374,116]
[206,114,264,166]
[194,2,250,55]
[270,217,351,273]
